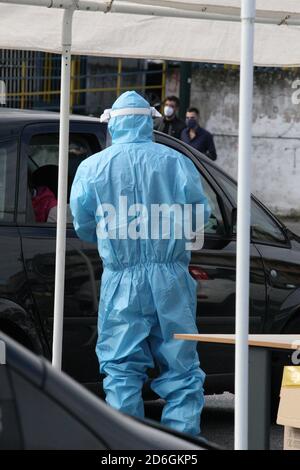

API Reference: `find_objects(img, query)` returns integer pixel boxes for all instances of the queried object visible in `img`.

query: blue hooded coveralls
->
[70,91,210,435]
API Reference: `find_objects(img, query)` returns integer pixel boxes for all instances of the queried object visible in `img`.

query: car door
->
[248,199,300,333]
[208,166,300,333]
[0,138,32,335]
[155,135,267,378]
[17,121,105,385]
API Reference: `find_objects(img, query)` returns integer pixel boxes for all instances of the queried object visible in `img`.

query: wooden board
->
[173,334,300,350]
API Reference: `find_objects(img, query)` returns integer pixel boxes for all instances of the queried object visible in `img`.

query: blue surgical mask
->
[186,118,198,129]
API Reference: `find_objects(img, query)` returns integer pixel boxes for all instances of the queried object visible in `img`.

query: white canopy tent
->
[0,0,299,450]
[1,1,300,65]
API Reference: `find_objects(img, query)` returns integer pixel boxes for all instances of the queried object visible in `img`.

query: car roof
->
[0,107,99,124]
[0,108,219,174]
[0,108,101,141]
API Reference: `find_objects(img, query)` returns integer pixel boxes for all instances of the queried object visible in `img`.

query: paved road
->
[201,393,284,450]
[146,393,284,449]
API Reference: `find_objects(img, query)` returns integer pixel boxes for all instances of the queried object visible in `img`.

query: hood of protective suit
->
[108,91,154,144]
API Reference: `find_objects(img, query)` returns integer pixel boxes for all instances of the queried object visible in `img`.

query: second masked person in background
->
[181,107,217,161]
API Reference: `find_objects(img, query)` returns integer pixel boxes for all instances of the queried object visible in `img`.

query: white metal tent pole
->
[234,0,256,450]
[2,1,299,26]
[52,7,74,369]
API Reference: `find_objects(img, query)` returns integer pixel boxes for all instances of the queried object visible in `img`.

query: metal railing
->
[0,50,166,113]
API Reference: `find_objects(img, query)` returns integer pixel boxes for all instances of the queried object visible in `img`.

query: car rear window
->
[26,133,100,224]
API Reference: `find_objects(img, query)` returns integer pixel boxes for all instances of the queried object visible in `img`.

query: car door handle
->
[270,269,277,279]
[269,269,296,289]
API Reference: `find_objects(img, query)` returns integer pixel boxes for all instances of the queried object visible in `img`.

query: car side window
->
[27,133,101,224]
[0,139,17,223]
[250,202,286,244]
[201,176,225,235]
[154,138,225,236]
[207,164,286,244]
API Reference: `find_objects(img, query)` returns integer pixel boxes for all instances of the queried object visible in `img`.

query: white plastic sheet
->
[0,1,300,65]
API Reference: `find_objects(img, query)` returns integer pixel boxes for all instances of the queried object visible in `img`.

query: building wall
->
[190,67,300,216]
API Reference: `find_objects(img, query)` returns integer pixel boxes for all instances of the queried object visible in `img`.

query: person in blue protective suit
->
[70,91,211,436]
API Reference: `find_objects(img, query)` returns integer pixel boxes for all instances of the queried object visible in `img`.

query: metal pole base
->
[248,347,271,450]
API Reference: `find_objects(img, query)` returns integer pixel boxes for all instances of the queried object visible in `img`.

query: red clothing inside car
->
[32,186,57,223]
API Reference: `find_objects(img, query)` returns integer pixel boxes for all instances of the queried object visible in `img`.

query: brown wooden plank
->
[173,334,300,350]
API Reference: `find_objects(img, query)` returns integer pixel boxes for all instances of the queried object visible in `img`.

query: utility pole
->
[179,61,192,119]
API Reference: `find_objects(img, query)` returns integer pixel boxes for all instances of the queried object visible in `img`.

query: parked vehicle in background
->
[0,108,300,413]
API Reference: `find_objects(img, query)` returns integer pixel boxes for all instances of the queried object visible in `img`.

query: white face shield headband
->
[100,107,162,123]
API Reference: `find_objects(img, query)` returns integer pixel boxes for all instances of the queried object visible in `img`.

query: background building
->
[1,50,299,216]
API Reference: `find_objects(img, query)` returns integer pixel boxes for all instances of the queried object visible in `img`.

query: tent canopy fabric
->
[1,0,300,66]
[128,0,300,20]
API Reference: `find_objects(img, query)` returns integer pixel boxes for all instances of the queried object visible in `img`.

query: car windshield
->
[204,163,238,205]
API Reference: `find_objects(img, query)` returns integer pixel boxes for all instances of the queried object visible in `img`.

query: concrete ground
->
[146,394,284,450]
[201,393,284,450]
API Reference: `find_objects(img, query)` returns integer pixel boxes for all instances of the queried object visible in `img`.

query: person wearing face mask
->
[154,95,186,139]
[181,107,217,161]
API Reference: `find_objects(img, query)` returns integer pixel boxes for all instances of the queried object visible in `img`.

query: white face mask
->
[164,105,175,118]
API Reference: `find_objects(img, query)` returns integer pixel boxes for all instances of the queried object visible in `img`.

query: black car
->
[0,332,215,449]
[0,108,300,411]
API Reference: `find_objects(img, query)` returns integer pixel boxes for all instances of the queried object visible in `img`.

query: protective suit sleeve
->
[70,167,97,244]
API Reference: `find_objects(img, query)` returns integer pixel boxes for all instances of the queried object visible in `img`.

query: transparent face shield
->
[100,106,162,123]
[100,107,162,148]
